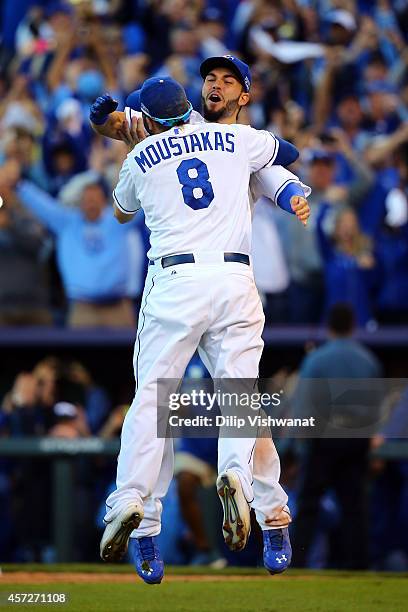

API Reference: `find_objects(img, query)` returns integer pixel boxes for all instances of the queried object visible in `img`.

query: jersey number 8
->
[177,158,214,210]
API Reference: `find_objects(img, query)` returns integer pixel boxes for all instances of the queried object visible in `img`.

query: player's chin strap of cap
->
[141,102,193,127]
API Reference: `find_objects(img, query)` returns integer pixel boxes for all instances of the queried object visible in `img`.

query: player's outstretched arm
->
[90,94,126,140]
[250,165,311,225]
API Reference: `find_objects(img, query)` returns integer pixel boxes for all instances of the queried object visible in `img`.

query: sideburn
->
[143,115,154,135]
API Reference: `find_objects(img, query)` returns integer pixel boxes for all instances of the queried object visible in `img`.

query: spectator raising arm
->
[16,180,73,235]
[364,123,408,167]
[313,47,348,133]
[46,30,77,93]
[330,129,375,207]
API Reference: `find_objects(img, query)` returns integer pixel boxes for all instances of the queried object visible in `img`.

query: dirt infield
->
[2,572,270,584]
[0,572,312,584]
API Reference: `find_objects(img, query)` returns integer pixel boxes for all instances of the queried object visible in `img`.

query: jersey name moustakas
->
[114,123,280,259]
[135,130,235,174]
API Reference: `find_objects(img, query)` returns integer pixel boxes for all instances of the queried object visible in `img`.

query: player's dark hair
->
[327,303,355,336]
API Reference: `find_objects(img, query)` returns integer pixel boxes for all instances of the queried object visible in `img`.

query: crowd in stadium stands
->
[0,0,407,327]
[0,0,408,570]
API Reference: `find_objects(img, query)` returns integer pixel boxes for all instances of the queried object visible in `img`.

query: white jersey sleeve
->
[124,105,142,126]
[113,157,141,215]
[238,125,279,173]
[250,166,312,204]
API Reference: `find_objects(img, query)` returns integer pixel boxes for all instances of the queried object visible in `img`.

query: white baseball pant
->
[105,253,288,535]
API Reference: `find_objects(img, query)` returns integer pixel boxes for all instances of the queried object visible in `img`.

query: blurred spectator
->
[48,401,90,438]
[316,204,377,327]
[0,159,52,325]
[376,145,408,323]
[45,22,120,109]
[175,436,221,565]
[291,303,382,569]
[2,372,48,436]
[283,140,373,324]
[153,25,203,109]
[118,53,149,98]
[198,7,228,59]
[0,0,406,328]
[0,74,44,136]
[0,126,48,189]
[1,356,111,436]
[370,384,408,570]
[12,168,143,327]
[42,98,91,196]
[68,360,111,434]
[333,94,365,145]
[364,80,400,136]
[99,404,127,439]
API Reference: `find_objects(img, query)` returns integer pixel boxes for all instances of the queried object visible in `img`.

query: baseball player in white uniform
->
[98,74,308,584]
[90,61,310,551]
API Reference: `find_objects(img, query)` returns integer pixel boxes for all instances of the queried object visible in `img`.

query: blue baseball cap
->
[305,149,335,164]
[125,77,192,126]
[200,55,251,92]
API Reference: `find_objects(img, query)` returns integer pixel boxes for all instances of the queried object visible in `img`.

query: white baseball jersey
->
[114,122,280,259]
[124,106,311,207]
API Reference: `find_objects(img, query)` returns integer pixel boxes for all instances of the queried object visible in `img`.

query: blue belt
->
[149,252,250,268]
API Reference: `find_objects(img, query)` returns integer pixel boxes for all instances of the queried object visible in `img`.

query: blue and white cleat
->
[263,527,292,575]
[100,503,143,562]
[216,470,251,552]
[129,536,164,584]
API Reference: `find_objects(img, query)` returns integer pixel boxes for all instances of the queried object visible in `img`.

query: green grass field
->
[0,565,407,612]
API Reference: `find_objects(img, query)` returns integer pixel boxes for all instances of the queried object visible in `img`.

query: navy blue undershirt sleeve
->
[274,137,299,166]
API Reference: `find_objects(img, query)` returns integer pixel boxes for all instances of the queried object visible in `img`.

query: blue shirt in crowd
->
[376,225,408,313]
[17,181,144,302]
[316,205,377,326]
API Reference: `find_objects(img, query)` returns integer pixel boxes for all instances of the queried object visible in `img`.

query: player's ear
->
[238,92,250,108]
[143,115,155,135]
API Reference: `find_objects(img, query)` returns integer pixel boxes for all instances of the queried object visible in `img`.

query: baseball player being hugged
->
[91,61,310,559]
[97,74,309,584]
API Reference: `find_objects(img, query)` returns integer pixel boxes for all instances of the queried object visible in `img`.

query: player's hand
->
[117,117,147,150]
[291,195,310,226]
[89,94,118,125]
[265,507,292,527]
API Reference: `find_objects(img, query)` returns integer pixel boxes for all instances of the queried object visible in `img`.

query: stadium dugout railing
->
[0,326,407,347]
